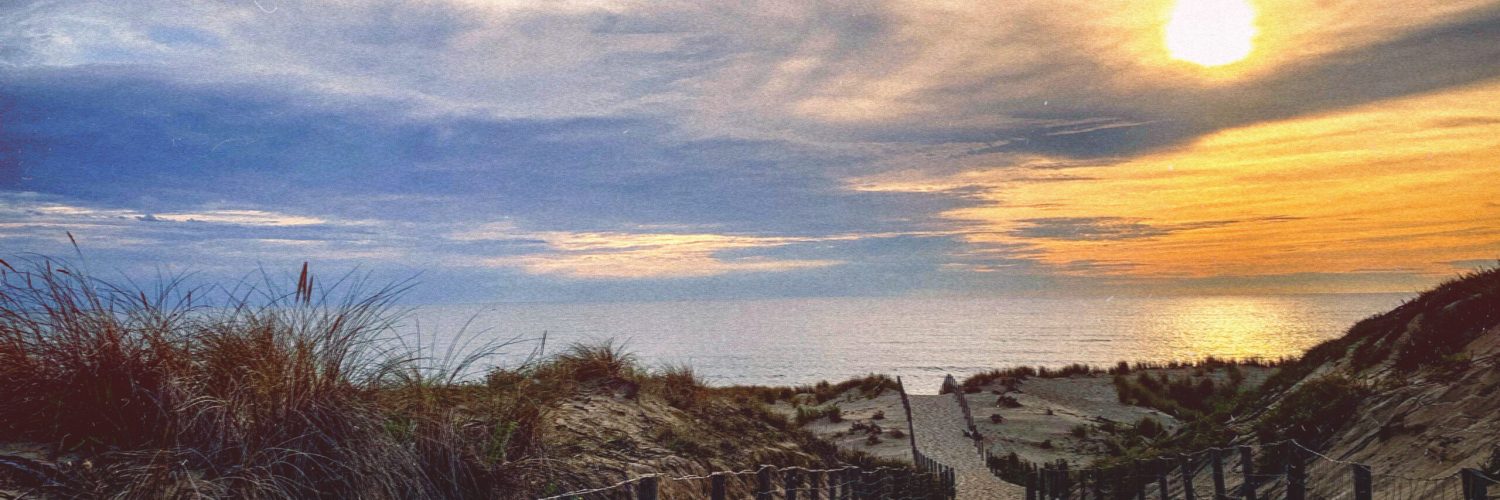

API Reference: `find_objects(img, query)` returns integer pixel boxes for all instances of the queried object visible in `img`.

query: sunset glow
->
[2,0,1498,301]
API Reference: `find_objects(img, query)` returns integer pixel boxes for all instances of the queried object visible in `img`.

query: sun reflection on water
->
[1154,296,1304,361]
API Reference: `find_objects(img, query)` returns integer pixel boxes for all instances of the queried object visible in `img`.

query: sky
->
[1,0,1498,303]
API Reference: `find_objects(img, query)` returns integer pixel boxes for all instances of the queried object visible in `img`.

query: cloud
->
[1008,217,1223,241]
[870,79,1500,283]
[3,0,1499,300]
[1445,259,1500,271]
[142,210,327,226]
[467,230,844,279]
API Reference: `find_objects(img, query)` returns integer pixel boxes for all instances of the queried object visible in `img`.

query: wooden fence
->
[938,370,1499,500]
[998,441,1498,500]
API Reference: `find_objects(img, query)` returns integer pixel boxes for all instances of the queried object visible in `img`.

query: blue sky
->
[2,1,1499,303]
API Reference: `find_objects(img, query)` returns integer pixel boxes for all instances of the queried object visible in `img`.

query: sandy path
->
[907,395,1025,500]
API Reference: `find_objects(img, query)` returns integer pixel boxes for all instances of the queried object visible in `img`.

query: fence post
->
[1237,446,1256,500]
[1351,464,1371,500]
[1093,469,1105,500]
[1210,449,1226,499]
[841,467,855,500]
[711,472,727,500]
[900,377,921,462]
[758,466,774,500]
[1157,459,1171,500]
[1180,455,1196,500]
[636,476,659,500]
[1039,466,1050,500]
[810,470,823,500]
[1043,467,1052,500]
[1134,462,1146,500]
[787,468,802,500]
[1286,446,1306,500]
[948,466,958,500]
[1462,468,1490,500]
[1026,469,1037,500]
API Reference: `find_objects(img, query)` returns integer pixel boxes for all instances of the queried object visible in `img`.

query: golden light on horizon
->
[1165,0,1257,66]
[849,79,1500,293]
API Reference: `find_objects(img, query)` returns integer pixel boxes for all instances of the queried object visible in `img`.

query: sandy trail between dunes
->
[907,395,1025,500]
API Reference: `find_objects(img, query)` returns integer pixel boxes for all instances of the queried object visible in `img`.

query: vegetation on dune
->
[0,258,550,498]
[1111,364,1249,420]
[728,373,898,406]
[954,357,1285,395]
[1252,375,1367,448]
[0,258,901,498]
[1093,265,1500,467]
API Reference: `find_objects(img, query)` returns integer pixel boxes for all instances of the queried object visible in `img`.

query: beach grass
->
[0,257,907,498]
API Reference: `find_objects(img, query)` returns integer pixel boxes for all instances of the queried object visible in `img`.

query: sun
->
[1165,0,1257,67]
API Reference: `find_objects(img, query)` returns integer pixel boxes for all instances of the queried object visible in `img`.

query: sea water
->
[401,293,1407,394]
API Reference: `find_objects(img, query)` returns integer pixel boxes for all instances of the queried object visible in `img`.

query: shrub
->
[555,340,637,382]
[1136,417,1165,439]
[871,410,885,420]
[996,395,1022,408]
[1098,420,1118,434]
[654,363,704,409]
[990,414,1004,424]
[795,405,843,425]
[1069,424,1089,439]
[1254,375,1366,448]
[797,374,896,403]
[656,424,713,458]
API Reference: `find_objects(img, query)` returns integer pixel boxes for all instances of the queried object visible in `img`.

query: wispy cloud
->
[472,231,844,279]
[2,0,1498,299]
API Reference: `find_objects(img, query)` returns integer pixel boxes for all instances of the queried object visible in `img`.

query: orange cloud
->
[853,80,1500,291]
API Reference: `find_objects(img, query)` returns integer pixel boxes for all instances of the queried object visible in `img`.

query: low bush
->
[1254,375,1366,448]
[653,363,705,409]
[795,405,843,425]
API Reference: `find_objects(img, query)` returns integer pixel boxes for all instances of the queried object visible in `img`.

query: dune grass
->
[0,257,906,498]
[954,357,1286,394]
[0,257,573,498]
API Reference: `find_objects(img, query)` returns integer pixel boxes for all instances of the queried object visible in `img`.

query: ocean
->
[402,293,1409,394]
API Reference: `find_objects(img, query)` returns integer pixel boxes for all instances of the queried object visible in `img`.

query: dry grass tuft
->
[0,258,545,498]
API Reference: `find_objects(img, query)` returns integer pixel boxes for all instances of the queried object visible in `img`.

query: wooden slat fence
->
[989,440,1498,500]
